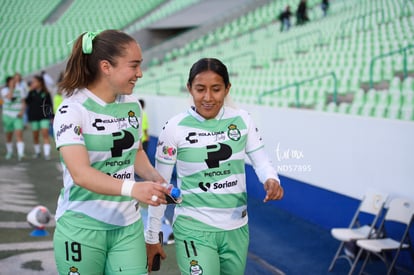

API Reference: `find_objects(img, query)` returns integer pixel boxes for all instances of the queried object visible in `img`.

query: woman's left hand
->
[263,179,284,202]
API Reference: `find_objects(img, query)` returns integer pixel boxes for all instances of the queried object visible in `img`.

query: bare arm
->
[134,144,165,183]
[60,145,167,205]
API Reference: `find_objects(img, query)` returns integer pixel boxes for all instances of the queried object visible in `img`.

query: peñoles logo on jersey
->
[204,143,232,169]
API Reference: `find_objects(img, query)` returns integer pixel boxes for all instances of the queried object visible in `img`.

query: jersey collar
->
[188,106,225,122]
[83,88,123,106]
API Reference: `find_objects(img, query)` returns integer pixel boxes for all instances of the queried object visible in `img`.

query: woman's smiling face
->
[187,70,230,119]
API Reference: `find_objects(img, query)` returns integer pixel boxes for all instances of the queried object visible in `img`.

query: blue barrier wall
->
[147,135,414,269]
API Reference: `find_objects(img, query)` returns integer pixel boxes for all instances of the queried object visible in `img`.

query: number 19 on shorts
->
[65,241,82,262]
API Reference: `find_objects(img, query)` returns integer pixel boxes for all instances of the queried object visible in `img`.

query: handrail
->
[369,44,414,89]
[274,29,324,59]
[223,51,257,68]
[257,72,338,107]
[138,73,184,95]
[339,9,385,37]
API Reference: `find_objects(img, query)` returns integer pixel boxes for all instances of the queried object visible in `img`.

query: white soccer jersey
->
[155,106,278,231]
[1,87,25,118]
[53,88,142,228]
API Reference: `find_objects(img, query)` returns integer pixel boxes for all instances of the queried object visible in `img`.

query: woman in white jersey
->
[53,29,170,275]
[1,75,26,160]
[146,58,284,274]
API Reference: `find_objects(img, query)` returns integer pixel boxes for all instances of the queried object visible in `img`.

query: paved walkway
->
[0,119,60,273]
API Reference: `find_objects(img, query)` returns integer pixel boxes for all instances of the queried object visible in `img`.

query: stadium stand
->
[1,0,413,273]
[1,0,413,120]
[0,0,166,80]
[137,0,414,121]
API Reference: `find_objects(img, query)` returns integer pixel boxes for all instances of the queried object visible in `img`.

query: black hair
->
[187,58,230,88]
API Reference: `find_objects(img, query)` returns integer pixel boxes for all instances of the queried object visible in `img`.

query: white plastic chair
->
[349,197,414,275]
[328,189,389,272]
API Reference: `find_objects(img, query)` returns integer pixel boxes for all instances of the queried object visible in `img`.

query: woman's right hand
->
[132,182,168,206]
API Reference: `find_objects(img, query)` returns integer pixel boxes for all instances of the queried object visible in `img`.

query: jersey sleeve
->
[155,119,178,165]
[244,112,280,184]
[53,101,85,149]
[245,112,265,154]
[1,88,11,102]
[146,120,178,243]
[248,147,280,184]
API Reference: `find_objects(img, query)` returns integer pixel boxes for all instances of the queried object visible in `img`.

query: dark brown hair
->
[58,29,136,96]
[32,75,50,94]
[187,58,230,88]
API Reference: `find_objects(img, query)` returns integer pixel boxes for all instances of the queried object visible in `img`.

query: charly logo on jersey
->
[205,143,232,169]
[189,260,203,275]
[58,105,68,114]
[227,124,241,141]
[185,132,198,144]
[127,110,139,129]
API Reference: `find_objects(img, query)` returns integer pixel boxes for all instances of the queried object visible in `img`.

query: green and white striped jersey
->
[1,87,26,118]
[53,88,142,229]
[155,106,276,231]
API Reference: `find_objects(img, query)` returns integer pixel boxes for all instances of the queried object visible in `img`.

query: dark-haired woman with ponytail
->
[52,29,169,275]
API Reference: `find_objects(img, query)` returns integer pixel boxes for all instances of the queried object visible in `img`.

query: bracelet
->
[121,180,135,197]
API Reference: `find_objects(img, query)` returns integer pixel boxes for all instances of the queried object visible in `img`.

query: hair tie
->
[82,31,101,54]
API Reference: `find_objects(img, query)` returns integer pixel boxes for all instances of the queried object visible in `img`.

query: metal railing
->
[223,51,257,68]
[369,44,414,89]
[257,72,338,107]
[274,29,324,59]
[338,9,385,37]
